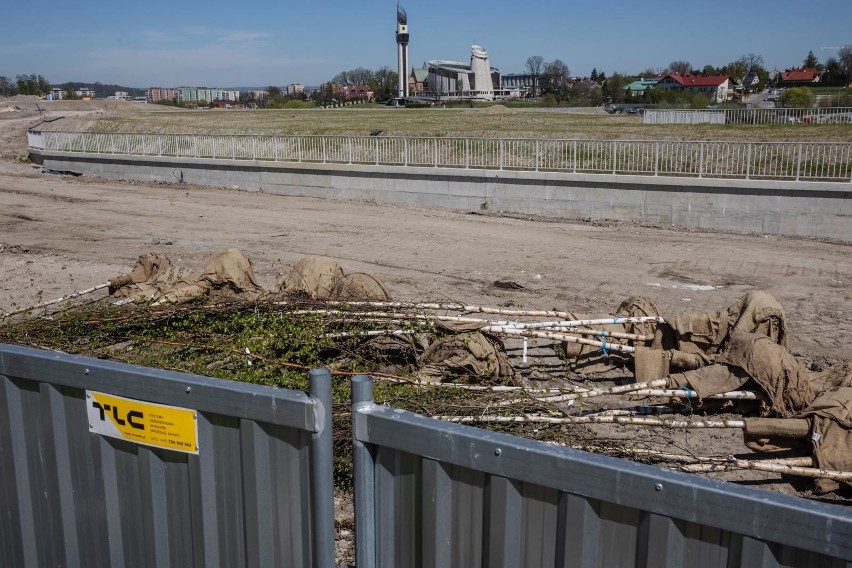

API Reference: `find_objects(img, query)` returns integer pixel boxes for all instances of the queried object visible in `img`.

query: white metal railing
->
[645,107,852,125]
[29,130,852,183]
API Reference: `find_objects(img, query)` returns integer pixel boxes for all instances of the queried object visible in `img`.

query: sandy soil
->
[2,103,851,511]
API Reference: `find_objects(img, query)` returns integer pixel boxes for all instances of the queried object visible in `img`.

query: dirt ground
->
[2,102,852,514]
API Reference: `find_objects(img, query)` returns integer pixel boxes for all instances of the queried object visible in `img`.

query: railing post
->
[465,139,470,169]
[252,136,256,160]
[655,142,659,176]
[351,375,377,568]
[323,137,328,163]
[232,137,236,160]
[404,137,408,167]
[499,139,504,170]
[699,142,704,178]
[274,136,279,161]
[158,135,163,157]
[433,138,438,167]
[375,137,379,166]
[535,140,540,172]
[309,368,336,568]
[746,143,752,180]
[612,141,617,174]
[349,137,353,164]
[573,140,578,173]
[298,137,302,163]
[796,143,803,181]
[194,136,198,159]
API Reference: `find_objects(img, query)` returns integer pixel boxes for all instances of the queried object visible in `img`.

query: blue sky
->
[2,0,850,88]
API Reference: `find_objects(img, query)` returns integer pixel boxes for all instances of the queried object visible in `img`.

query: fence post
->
[573,140,578,173]
[535,140,540,172]
[194,136,198,159]
[349,137,353,165]
[433,138,438,167]
[158,135,163,157]
[404,137,409,167]
[352,375,377,568]
[375,137,379,166]
[746,143,752,180]
[298,137,302,163]
[323,137,328,163]
[612,141,617,175]
[465,139,470,169]
[796,143,803,181]
[499,139,504,170]
[699,142,704,178]
[274,136,279,162]
[654,141,660,176]
[309,368,336,568]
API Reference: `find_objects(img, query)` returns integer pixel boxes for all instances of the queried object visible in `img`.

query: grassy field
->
[77,106,852,142]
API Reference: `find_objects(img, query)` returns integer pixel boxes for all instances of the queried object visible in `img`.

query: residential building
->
[410,68,428,93]
[338,85,374,102]
[625,79,659,97]
[48,86,95,100]
[779,67,821,86]
[742,70,761,93]
[286,83,304,96]
[654,74,735,103]
[174,87,239,105]
[147,87,176,103]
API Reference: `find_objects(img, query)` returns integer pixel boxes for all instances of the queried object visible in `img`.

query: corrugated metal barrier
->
[351,375,852,568]
[0,343,335,568]
[3,345,852,567]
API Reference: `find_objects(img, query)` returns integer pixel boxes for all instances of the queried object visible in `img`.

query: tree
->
[702,65,718,75]
[373,66,397,101]
[598,71,606,84]
[0,76,15,96]
[590,68,599,82]
[524,55,544,96]
[668,60,692,75]
[779,86,815,108]
[62,83,79,100]
[603,72,627,103]
[838,45,852,80]
[267,86,281,98]
[690,93,709,109]
[540,59,571,101]
[739,53,764,72]
[804,50,819,68]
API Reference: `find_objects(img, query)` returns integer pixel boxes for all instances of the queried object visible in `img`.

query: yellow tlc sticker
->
[87,391,199,455]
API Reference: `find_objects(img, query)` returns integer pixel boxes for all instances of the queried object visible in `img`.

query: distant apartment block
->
[249,90,268,100]
[287,83,304,96]
[147,87,176,103]
[49,87,95,100]
[175,87,240,104]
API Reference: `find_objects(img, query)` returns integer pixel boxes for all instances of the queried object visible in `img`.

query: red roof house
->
[779,68,821,85]
[655,74,735,103]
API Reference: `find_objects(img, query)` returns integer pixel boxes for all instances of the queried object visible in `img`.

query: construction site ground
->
[2,100,852,509]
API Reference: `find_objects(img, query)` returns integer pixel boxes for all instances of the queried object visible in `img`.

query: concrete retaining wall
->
[30,150,852,241]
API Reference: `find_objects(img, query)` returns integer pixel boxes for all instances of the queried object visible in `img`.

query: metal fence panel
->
[351,375,852,568]
[29,130,852,183]
[646,108,852,125]
[0,343,334,568]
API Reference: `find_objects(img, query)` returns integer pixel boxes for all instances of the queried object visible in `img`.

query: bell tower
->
[396,4,409,98]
